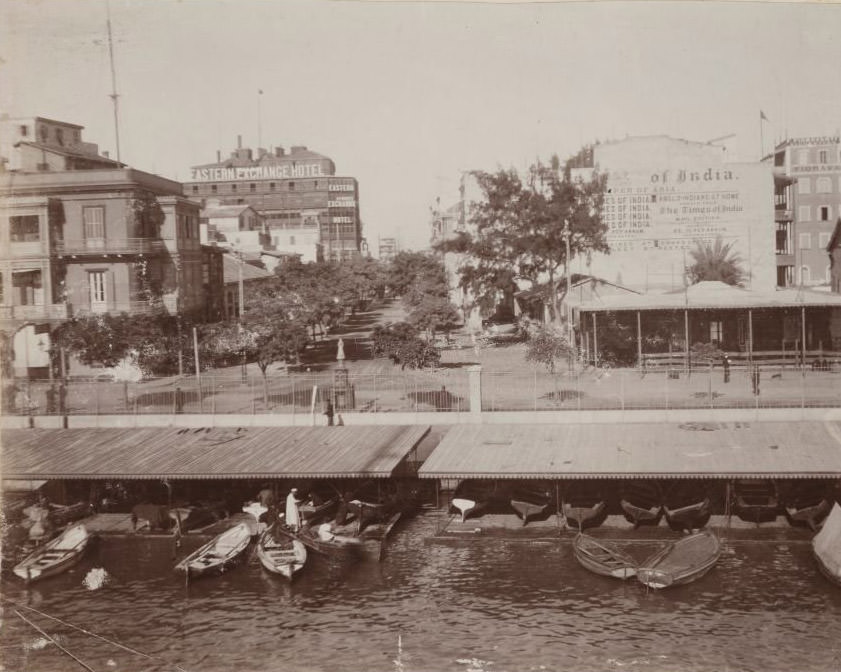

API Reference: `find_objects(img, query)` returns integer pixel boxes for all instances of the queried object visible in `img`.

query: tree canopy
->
[434,157,609,324]
[686,237,746,287]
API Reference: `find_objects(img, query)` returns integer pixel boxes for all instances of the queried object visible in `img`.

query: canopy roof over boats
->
[0,425,430,481]
[418,422,841,480]
[575,281,841,313]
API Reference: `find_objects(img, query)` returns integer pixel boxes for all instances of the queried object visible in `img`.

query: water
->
[2,513,840,672]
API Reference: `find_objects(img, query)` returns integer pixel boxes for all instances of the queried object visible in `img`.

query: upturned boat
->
[781,480,832,531]
[509,485,552,526]
[813,502,841,587]
[450,480,494,523]
[663,482,711,533]
[561,481,607,531]
[257,526,307,580]
[174,521,251,579]
[620,480,663,528]
[733,479,780,524]
[573,533,637,579]
[13,523,91,583]
[637,530,721,589]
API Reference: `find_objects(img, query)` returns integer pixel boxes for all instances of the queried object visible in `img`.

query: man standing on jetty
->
[286,488,301,531]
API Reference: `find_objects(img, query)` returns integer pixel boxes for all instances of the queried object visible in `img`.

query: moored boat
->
[637,530,721,589]
[812,502,841,587]
[13,523,91,583]
[781,480,832,531]
[174,521,251,579]
[561,481,607,531]
[620,480,663,528]
[734,479,779,524]
[257,525,307,580]
[509,485,552,526]
[573,533,637,580]
[663,481,711,533]
[450,480,494,523]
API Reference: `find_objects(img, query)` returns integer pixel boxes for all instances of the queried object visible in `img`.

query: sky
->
[1,0,840,252]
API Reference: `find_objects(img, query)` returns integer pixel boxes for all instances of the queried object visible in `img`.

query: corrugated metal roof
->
[1,426,430,480]
[418,422,841,480]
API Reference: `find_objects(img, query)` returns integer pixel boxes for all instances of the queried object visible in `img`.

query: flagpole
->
[760,115,764,160]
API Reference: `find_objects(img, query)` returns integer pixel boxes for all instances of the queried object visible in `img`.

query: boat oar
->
[14,609,97,672]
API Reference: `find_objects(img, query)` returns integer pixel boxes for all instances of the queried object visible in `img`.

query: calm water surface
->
[2,513,840,672]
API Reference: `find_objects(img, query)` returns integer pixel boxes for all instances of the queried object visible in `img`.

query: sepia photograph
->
[1,0,840,670]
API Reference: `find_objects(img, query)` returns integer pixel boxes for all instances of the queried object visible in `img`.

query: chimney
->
[103,150,109,159]
[237,135,242,149]
[275,146,285,157]
[216,150,221,163]
[258,147,267,160]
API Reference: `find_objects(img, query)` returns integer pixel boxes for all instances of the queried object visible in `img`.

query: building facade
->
[183,138,362,262]
[770,136,841,287]
[570,136,777,292]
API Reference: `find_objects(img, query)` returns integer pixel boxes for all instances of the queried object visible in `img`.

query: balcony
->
[774,207,793,222]
[53,238,166,256]
[0,304,70,321]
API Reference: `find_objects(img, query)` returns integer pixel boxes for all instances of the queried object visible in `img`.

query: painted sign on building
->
[191,164,325,181]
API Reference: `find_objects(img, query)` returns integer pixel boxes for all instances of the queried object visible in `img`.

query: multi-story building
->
[184,138,361,262]
[0,119,207,376]
[769,135,841,287]
[377,237,400,262]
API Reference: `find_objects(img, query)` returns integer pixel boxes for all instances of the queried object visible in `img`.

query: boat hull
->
[620,481,663,528]
[175,522,251,579]
[812,502,841,587]
[563,501,607,531]
[734,480,779,524]
[12,524,91,584]
[509,496,550,526]
[637,530,721,589]
[573,534,636,580]
[257,529,307,580]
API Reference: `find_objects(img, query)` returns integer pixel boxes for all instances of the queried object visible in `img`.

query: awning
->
[1,425,430,480]
[418,422,841,480]
[1,479,48,492]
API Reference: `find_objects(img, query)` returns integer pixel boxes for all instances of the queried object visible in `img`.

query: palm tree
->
[686,237,746,286]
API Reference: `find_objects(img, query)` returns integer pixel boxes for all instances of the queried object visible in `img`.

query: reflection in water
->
[1,513,840,672]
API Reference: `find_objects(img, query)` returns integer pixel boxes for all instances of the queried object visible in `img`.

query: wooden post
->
[591,313,598,366]
[801,305,806,373]
[748,309,754,363]
[636,310,642,369]
[684,309,690,373]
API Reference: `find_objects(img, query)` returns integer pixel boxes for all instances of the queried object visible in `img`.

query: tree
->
[525,325,571,375]
[275,260,345,339]
[371,323,441,370]
[434,155,609,325]
[386,251,460,337]
[407,295,461,341]
[687,236,746,286]
[386,251,448,299]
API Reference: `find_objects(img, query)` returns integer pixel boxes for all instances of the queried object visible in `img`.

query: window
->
[827,266,833,284]
[798,150,809,165]
[270,182,276,191]
[816,177,832,194]
[820,206,830,221]
[289,235,296,245]
[211,185,218,194]
[231,184,237,192]
[799,233,811,249]
[83,206,105,243]
[12,270,43,305]
[798,205,811,221]
[56,128,64,146]
[192,186,199,194]
[709,321,723,344]
[800,266,810,285]
[10,215,40,242]
[818,149,828,164]
[89,271,107,312]
[250,183,256,192]
[19,125,28,137]
[288,182,295,190]
[819,232,831,249]
[798,178,811,194]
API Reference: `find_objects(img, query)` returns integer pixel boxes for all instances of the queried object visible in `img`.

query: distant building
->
[571,136,777,292]
[0,118,203,377]
[377,237,399,262]
[222,253,274,321]
[183,137,361,262]
[828,218,841,293]
[769,136,841,287]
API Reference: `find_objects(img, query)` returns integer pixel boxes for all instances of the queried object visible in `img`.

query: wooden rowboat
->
[781,480,832,532]
[812,502,841,587]
[734,479,780,524]
[175,521,251,579]
[573,534,637,580]
[663,482,711,533]
[13,523,91,583]
[637,530,721,589]
[509,486,552,526]
[562,482,607,531]
[620,480,663,528]
[450,480,494,523]
[257,526,307,580]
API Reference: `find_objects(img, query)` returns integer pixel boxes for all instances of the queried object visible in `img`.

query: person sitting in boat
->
[285,488,302,532]
[318,522,335,542]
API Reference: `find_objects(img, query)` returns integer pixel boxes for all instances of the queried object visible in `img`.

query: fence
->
[2,363,839,417]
